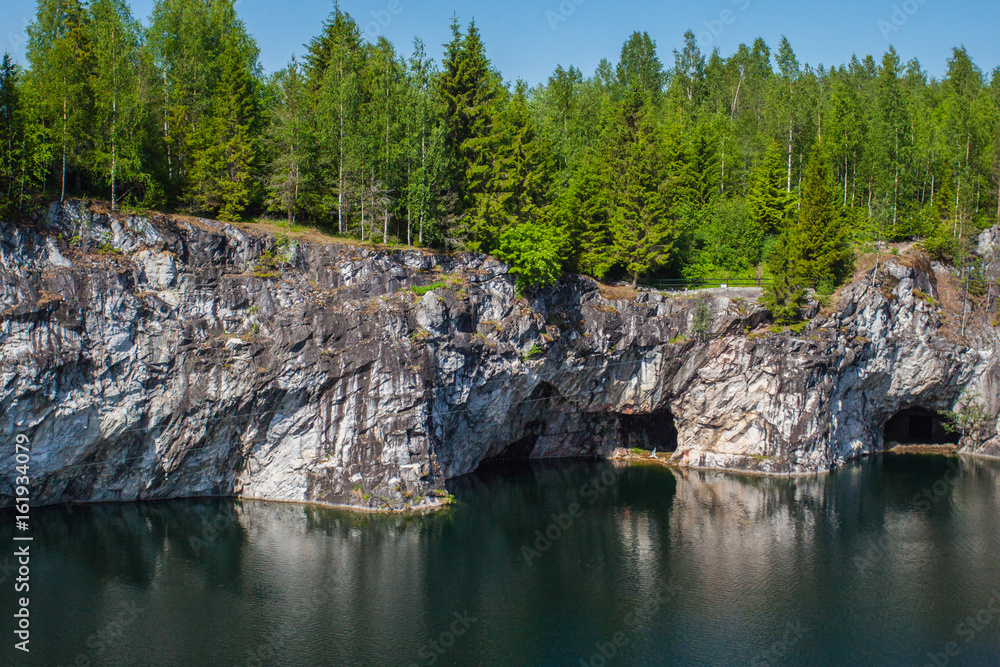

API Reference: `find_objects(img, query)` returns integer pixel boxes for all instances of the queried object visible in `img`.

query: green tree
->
[403,38,447,246]
[606,100,678,287]
[761,225,806,324]
[187,33,261,220]
[439,17,497,222]
[746,140,795,264]
[26,0,91,201]
[795,144,848,289]
[495,221,564,293]
[616,32,665,102]
[303,5,364,232]
[464,82,556,253]
[87,0,144,209]
[265,56,308,223]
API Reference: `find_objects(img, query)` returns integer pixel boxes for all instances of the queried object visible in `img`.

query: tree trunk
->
[786,124,793,193]
[61,90,67,203]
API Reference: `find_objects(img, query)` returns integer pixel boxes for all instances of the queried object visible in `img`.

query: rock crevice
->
[1,202,998,510]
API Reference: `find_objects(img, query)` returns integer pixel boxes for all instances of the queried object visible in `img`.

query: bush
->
[495,222,563,294]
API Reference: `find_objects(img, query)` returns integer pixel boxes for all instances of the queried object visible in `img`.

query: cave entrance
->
[882,407,959,446]
[479,382,557,464]
[619,410,679,453]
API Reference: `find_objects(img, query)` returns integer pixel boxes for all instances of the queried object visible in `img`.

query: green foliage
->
[941,393,993,442]
[795,145,849,288]
[7,1,1000,312]
[521,343,544,361]
[745,141,795,265]
[495,221,563,293]
[761,226,806,324]
[409,282,446,296]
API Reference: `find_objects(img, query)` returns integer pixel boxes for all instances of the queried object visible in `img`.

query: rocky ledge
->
[1,202,998,511]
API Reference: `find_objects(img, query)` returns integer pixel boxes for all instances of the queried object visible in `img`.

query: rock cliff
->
[1,202,998,510]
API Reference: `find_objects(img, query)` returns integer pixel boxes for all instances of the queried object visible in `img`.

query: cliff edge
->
[1,202,998,510]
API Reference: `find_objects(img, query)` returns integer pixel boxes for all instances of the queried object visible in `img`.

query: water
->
[3,455,1000,666]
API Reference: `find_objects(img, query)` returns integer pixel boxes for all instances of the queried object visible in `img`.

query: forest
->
[1,0,999,310]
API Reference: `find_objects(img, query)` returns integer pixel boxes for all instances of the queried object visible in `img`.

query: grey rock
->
[0,201,998,511]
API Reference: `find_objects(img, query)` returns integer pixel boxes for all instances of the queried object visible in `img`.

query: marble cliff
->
[1,202,997,510]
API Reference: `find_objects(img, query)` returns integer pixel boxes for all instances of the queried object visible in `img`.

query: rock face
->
[1,202,998,510]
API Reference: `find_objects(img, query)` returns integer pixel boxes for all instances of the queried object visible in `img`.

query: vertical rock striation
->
[0,201,997,510]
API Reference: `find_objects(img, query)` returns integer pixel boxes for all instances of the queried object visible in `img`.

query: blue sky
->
[2,0,999,83]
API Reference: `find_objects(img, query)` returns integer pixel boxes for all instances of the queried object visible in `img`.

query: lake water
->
[3,455,1000,666]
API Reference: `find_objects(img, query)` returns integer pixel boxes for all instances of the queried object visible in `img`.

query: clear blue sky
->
[3,0,999,83]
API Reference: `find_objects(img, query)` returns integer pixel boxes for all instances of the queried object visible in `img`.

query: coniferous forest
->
[2,0,1000,303]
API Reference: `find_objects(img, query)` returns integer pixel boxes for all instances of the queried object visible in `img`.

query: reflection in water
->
[2,456,1000,666]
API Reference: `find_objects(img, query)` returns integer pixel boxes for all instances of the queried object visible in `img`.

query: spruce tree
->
[464,82,555,253]
[439,18,497,224]
[761,225,806,324]
[746,141,796,264]
[606,100,677,287]
[187,35,261,220]
[796,144,847,290]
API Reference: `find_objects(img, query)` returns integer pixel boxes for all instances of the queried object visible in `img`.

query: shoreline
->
[4,448,998,516]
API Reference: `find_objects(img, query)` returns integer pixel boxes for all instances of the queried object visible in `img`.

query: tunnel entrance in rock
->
[882,408,959,446]
[618,410,679,453]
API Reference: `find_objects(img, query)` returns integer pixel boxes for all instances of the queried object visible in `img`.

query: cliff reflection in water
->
[4,456,1000,666]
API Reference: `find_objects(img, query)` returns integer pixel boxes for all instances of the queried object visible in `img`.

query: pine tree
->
[561,142,612,276]
[438,17,497,223]
[616,32,665,103]
[464,82,557,253]
[761,225,806,324]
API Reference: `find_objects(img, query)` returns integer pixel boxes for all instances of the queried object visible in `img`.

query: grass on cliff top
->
[79,200,431,252]
[598,283,638,301]
[239,217,428,251]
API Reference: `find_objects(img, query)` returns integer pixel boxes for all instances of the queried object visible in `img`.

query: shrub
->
[495,222,563,294]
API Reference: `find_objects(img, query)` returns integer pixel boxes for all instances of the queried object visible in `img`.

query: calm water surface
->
[3,455,1000,666]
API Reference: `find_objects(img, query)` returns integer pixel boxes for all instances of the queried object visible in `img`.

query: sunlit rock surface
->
[0,201,997,509]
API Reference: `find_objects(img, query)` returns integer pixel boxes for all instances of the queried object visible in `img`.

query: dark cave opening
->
[618,410,679,453]
[479,382,558,464]
[882,407,960,446]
